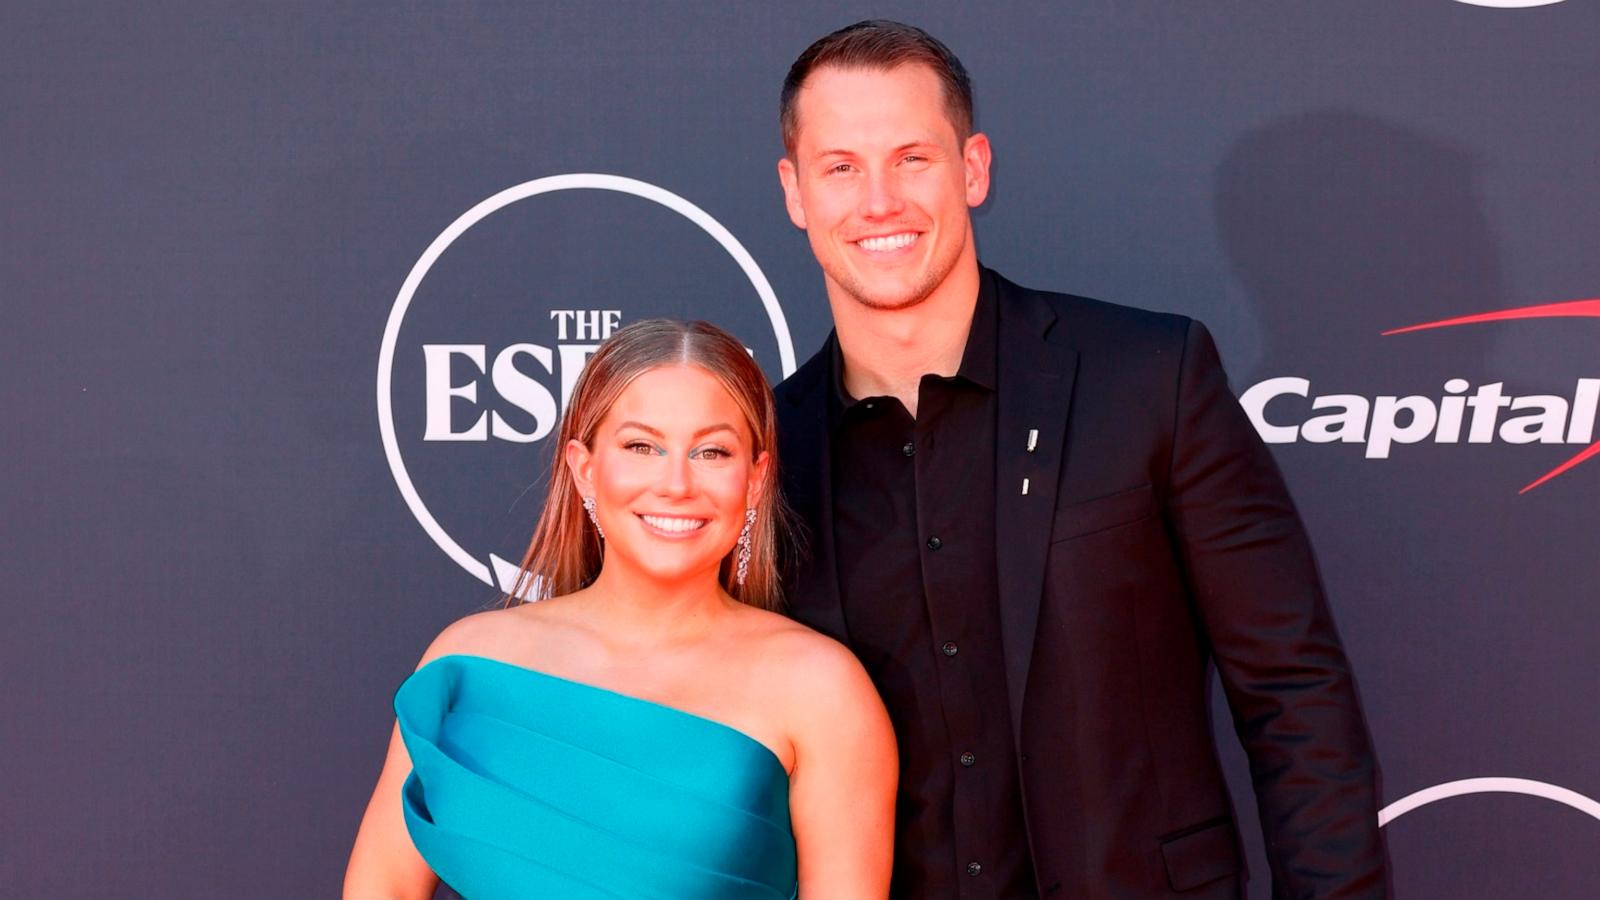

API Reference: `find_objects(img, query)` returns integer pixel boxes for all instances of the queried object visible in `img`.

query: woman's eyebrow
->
[613,421,737,439]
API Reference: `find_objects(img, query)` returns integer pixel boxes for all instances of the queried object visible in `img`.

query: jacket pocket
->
[1050,482,1156,543]
[1159,816,1241,892]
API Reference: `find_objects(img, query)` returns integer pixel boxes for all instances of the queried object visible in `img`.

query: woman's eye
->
[624,441,659,455]
[693,445,732,460]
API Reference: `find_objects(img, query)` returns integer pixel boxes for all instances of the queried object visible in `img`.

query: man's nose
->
[860,169,905,219]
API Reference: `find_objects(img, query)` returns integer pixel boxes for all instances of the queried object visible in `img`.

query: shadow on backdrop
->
[1208,109,1515,899]
[1215,109,1501,387]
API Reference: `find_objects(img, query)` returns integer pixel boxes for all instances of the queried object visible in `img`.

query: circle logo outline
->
[1378,776,1600,827]
[377,173,795,586]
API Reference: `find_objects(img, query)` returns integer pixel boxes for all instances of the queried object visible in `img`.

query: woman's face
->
[568,364,767,589]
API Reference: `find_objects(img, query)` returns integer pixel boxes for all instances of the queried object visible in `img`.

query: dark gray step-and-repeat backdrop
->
[4,2,1597,897]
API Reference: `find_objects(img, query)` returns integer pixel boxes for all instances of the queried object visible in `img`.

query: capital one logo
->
[377,174,795,590]
[1242,298,1600,493]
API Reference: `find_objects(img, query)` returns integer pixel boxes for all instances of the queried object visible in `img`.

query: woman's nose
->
[655,451,693,497]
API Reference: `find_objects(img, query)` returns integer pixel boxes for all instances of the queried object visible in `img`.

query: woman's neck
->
[576,559,732,650]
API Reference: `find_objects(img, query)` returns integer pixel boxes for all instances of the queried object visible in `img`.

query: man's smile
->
[854,231,921,255]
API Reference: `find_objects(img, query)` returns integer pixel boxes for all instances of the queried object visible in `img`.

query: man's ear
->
[777,157,808,230]
[564,439,595,498]
[963,132,993,208]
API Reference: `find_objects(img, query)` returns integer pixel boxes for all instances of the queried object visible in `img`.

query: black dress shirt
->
[828,279,1035,898]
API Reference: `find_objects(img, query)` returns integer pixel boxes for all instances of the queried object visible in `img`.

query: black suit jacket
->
[775,269,1384,898]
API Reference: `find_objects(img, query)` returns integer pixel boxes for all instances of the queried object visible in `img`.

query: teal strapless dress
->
[395,654,798,900]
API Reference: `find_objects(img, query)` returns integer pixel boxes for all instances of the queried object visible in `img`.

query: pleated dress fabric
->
[395,654,798,900]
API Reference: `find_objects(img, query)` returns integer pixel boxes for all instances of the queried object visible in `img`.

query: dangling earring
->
[734,507,756,586]
[582,496,605,540]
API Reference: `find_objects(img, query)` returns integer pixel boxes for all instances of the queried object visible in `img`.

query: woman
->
[344,320,897,899]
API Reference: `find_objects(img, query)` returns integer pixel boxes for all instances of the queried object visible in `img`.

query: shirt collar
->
[826,267,999,421]
[955,267,999,391]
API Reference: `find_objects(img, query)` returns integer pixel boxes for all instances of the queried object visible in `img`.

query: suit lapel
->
[992,275,1079,742]
[778,343,850,643]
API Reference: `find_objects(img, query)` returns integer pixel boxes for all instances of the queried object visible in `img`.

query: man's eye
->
[828,163,853,174]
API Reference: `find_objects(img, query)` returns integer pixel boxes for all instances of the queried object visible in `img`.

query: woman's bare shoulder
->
[730,610,893,779]
[735,607,882,718]
[417,600,570,668]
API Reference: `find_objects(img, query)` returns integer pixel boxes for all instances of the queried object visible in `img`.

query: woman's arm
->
[783,635,898,899]
[343,613,498,900]
[341,722,438,900]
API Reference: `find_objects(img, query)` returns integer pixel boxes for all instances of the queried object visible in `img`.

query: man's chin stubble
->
[838,269,945,313]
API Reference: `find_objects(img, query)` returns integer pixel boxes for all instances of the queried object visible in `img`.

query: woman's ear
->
[747,450,771,509]
[565,439,595,498]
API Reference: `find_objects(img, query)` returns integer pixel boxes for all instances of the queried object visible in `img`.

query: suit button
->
[967,862,982,876]
[941,641,958,657]
[927,536,942,550]
[902,441,915,457]
[960,751,976,767]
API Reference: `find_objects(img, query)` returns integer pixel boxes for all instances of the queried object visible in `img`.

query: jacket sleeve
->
[1164,319,1387,899]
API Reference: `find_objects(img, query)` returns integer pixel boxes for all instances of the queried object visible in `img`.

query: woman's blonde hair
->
[504,319,790,609]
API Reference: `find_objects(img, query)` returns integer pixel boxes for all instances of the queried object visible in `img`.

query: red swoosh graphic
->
[1381,298,1600,335]
[1383,298,1600,493]
[1519,441,1600,494]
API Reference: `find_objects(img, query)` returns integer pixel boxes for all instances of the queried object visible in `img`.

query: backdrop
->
[4,2,1597,897]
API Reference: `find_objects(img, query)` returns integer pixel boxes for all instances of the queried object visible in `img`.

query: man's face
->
[779,64,991,312]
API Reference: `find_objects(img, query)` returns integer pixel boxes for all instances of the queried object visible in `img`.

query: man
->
[772,20,1385,899]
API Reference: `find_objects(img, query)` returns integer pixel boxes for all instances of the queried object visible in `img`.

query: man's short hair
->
[780,19,974,156]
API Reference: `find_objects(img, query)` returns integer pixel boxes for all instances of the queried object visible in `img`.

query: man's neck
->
[831,261,981,419]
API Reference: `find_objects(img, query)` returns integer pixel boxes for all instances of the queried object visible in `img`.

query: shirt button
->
[927,536,942,550]
[960,751,976,767]
[967,862,983,876]
[902,441,915,457]
[941,641,958,657]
